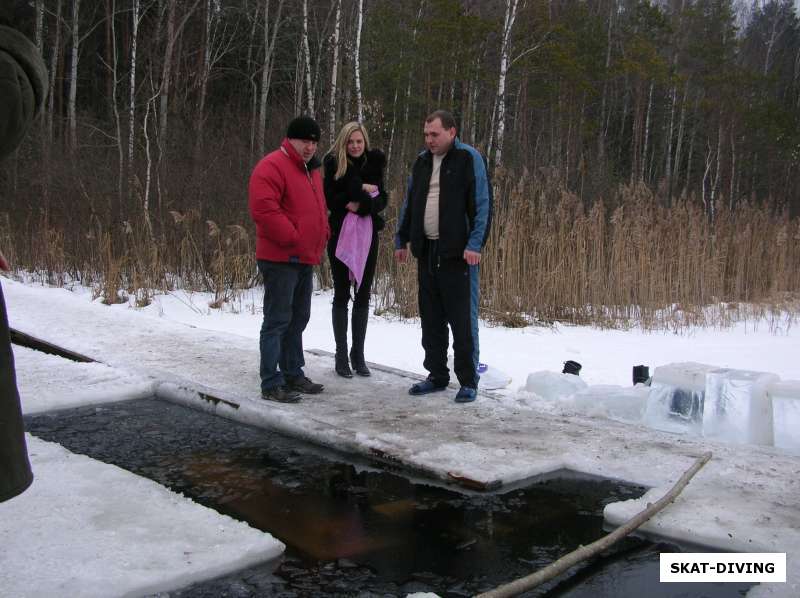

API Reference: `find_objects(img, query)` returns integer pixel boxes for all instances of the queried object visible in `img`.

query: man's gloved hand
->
[0,20,48,160]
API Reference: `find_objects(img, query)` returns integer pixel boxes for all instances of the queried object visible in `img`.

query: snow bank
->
[0,437,284,598]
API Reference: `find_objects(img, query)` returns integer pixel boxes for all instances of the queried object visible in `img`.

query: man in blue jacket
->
[1,5,47,502]
[395,110,491,403]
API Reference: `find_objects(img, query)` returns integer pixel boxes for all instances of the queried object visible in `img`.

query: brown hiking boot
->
[285,375,324,394]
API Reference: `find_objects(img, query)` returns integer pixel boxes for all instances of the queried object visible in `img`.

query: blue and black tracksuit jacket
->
[395,139,491,387]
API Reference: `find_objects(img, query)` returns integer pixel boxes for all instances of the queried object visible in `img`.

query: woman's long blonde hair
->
[328,121,371,180]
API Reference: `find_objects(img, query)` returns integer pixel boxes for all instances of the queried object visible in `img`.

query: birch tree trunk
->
[302,0,314,115]
[68,0,81,154]
[763,9,787,77]
[143,93,156,238]
[354,0,364,123]
[490,0,519,166]
[128,0,140,189]
[328,0,342,145]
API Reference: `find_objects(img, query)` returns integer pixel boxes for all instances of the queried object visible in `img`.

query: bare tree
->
[328,0,342,145]
[762,2,792,76]
[46,0,63,148]
[67,0,82,153]
[257,0,285,156]
[302,0,315,114]
[158,0,202,145]
[128,0,142,185]
[142,86,160,239]
[195,0,237,164]
[106,0,124,214]
[354,0,364,122]
[488,0,521,166]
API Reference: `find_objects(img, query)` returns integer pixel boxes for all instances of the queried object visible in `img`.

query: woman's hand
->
[346,201,360,212]
[361,183,378,194]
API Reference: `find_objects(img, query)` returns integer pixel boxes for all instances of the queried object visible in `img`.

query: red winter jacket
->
[249,139,330,265]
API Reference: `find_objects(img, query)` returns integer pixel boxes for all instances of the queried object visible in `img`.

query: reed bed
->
[3,171,798,331]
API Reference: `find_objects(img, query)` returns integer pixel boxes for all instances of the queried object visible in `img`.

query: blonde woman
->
[323,122,387,378]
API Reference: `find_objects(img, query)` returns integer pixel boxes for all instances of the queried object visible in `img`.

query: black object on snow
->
[562,360,582,376]
[633,365,650,385]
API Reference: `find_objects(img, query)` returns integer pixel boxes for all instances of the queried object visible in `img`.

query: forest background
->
[2,0,800,331]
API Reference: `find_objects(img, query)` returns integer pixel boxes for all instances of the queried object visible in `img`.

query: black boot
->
[332,306,352,378]
[350,307,371,377]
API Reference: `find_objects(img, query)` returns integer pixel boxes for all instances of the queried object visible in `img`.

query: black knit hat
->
[286,116,321,141]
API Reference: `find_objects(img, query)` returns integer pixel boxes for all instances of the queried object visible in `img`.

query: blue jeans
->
[257,260,313,392]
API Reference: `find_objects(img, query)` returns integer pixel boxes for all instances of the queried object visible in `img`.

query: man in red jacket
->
[249,116,330,403]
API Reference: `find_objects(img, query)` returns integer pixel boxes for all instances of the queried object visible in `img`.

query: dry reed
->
[3,169,799,332]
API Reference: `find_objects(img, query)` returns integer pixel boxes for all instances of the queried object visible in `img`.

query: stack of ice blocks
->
[644,362,798,450]
[644,362,715,435]
[768,381,800,452]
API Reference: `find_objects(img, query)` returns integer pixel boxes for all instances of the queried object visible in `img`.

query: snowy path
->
[4,279,798,596]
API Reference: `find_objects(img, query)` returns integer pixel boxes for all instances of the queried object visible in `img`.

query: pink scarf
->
[335,212,373,290]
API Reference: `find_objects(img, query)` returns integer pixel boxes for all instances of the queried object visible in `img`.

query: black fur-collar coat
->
[323,149,388,238]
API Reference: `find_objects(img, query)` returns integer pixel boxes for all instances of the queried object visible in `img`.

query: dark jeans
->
[417,240,479,389]
[328,233,378,309]
[257,260,313,392]
[0,281,33,502]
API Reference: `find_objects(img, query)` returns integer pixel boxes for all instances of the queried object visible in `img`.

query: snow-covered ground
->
[2,276,799,596]
[0,437,283,598]
[100,282,800,390]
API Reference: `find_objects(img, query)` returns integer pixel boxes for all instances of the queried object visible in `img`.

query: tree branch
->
[477,452,713,598]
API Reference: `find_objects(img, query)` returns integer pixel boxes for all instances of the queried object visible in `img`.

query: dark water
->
[25,398,751,597]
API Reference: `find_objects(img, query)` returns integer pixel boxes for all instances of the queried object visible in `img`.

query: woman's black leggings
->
[328,233,379,309]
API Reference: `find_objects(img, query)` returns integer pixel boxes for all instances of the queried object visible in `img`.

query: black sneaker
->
[408,378,449,396]
[261,386,301,403]
[285,375,324,394]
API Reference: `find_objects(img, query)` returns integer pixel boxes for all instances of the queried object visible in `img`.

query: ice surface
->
[521,370,587,400]
[14,345,156,414]
[567,384,650,422]
[651,361,717,391]
[0,436,283,598]
[644,362,780,444]
[703,368,780,445]
[768,381,800,453]
[644,362,719,434]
